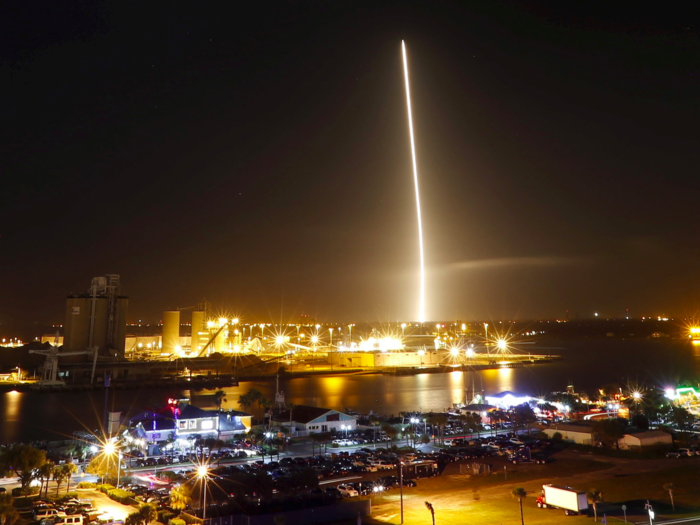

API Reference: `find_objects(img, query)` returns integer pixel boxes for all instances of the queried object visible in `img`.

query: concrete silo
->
[191,310,205,355]
[64,274,128,357]
[162,310,181,355]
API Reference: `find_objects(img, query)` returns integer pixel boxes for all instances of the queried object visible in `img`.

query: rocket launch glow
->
[402,40,426,323]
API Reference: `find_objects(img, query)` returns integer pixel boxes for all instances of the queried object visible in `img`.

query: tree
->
[37,461,55,498]
[139,504,157,525]
[0,493,20,525]
[381,424,398,446]
[170,484,193,511]
[427,414,448,444]
[511,487,527,525]
[425,501,435,525]
[669,406,694,432]
[587,490,603,522]
[53,463,78,495]
[214,390,227,410]
[124,513,141,525]
[512,404,537,434]
[0,444,47,494]
[591,418,627,449]
[85,456,119,484]
[63,463,78,493]
[237,391,254,414]
[663,482,675,511]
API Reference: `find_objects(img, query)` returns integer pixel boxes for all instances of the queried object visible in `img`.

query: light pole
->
[103,442,120,487]
[198,465,209,521]
[410,418,419,447]
[484,323,489,356]
[401,323,407,339]
[399,460,404,524]
[329,328,334,371]
[264,432,273,461]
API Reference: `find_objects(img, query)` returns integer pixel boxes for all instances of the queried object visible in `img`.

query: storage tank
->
[162,310,181,354]
[191,310,204,354]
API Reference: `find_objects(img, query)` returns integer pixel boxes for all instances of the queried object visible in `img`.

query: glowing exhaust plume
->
[402,40,426,323]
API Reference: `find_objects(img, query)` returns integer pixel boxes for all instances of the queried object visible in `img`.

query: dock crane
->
[29,346,99,387]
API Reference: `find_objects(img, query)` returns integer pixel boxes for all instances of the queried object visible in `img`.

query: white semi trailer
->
[536,484,589,515]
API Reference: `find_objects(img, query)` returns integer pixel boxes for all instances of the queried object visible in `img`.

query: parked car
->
[337,484,359,497]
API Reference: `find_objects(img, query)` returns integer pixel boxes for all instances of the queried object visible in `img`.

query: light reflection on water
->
[3,339,700,443]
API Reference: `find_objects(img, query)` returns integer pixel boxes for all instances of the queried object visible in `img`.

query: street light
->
[197,465,209,521]
[329,328,334,371]
[410,418,419,447]
[103,442,121,486]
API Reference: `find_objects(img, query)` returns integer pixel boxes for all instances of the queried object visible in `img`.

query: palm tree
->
[214,389,227,410]
[663,483,675,511]
[425,501,435,525]
[37,461,54,498]
[587,490,604,522]
[512,487,527,525]
[238,392,254,414]
[62,463,78,493]
[53,464,72,495]
[382,424,398,446]
[169,484,193,511]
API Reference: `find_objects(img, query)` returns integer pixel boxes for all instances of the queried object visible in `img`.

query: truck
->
[536,484,589,515]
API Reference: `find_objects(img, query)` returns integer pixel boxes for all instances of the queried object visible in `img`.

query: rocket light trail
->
[402,40,426,323]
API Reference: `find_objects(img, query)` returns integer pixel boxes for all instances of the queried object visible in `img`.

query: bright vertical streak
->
[402,40,426,323]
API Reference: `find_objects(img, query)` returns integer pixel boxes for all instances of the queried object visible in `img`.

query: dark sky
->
[2,1,700,334]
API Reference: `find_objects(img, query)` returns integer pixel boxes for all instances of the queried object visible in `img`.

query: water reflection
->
[3,339,698,444]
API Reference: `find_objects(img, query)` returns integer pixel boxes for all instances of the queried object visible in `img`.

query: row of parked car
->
[665,447,700,458]
[32,498,96,525]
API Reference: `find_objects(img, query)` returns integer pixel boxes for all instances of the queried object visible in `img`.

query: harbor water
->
[1,338,698,444]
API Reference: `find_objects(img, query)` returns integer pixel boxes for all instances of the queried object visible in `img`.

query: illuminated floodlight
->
[497,339,507,350]
[450,347,459,356]
[311,335,319,344]
[197,465,209,478]
[218,318,228,327]
[465,348,474,358]
[276,336,285,345]
[632,391,642,400]
[358,337,403,352]
[103,442,115,455]
[402,40,426,323]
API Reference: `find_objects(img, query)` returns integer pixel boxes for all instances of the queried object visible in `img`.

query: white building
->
[273,405,357,435]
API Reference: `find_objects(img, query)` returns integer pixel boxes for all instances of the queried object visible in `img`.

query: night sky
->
[2,2,699,335]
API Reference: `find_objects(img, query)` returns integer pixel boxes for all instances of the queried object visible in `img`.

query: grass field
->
[353,454,700,525]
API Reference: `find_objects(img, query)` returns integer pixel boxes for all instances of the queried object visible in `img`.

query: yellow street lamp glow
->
[232,318,239,325]
[104,442,115,455]
[632,391,642,400]
[497,339,507,351]
[275,336,285,345]
[450,347,459,356]
[465,348,474,357]
[311,335,319,344]
[197,465,208,478]
[218,318,228,327]
[690,327,700,334]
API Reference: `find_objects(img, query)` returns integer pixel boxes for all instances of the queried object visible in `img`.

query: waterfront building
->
[273,405,357,436]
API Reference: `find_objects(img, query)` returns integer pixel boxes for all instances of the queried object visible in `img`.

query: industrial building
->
[63,275,128,357]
